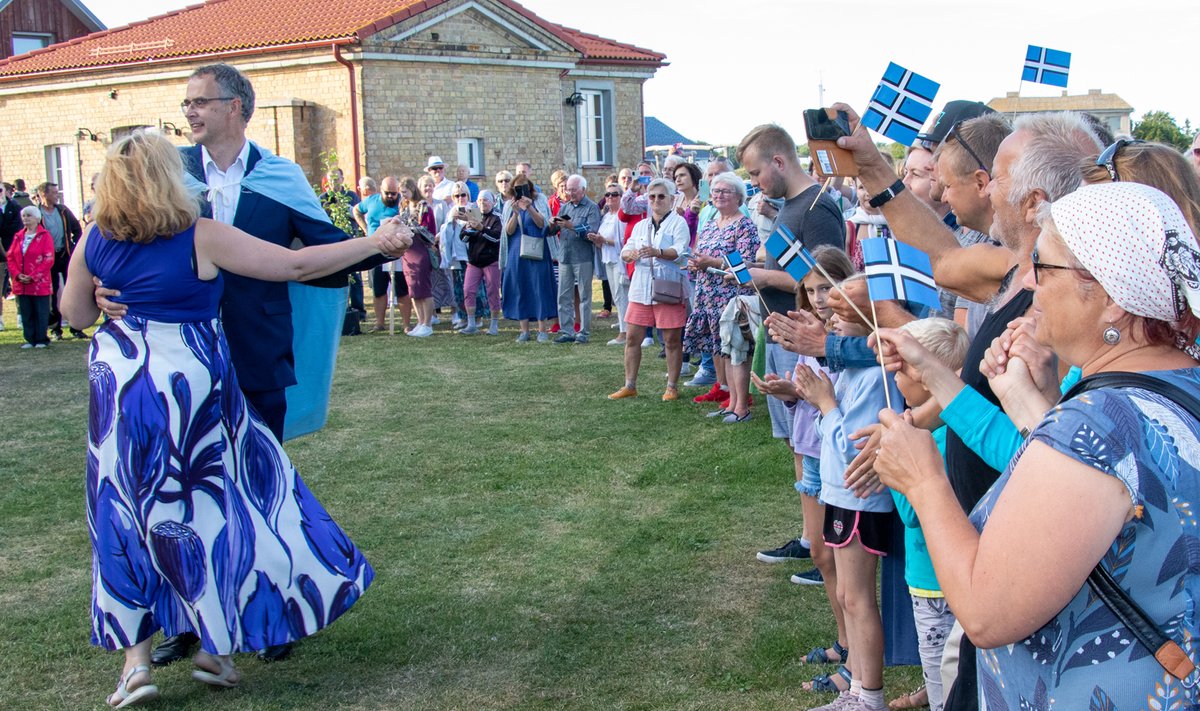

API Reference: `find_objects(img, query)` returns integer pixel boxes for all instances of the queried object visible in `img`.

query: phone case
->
[808,140,859,178]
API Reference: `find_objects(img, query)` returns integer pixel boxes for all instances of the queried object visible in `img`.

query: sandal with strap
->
[802,640,849,665]
[107,664,159,708]
[888,685,929,709]
[191,652,240,688]
[801,664,851,693]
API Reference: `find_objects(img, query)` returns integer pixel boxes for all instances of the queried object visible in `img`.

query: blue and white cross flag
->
[725,249,753,285]
[1022,45,1070,88]
[862,62,940,146]
[764,224,814,283]
[862,237,940,309]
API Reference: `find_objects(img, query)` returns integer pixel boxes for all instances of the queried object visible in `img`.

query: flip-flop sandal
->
[888,685,929,709]
[192,652,239,688]
[802,640,849,665]
[107,664,159,708]
[801,664,851,693]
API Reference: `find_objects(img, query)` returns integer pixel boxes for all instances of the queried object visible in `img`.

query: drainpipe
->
[333,43,362,186]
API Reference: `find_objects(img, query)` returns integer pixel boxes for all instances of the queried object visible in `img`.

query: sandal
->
[191,651,239,688]
[107,664,159,708]
[888,685,929,709]
[802,640,849,665]
[801,664,851,693]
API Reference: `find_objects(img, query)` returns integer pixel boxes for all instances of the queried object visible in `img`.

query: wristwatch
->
[867,179,906,209]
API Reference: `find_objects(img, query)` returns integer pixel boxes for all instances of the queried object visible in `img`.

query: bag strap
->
[1063,371,1200,681]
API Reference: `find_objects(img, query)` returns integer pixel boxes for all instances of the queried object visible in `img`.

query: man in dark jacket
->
[0,188,21,319]
[36,182,84,339]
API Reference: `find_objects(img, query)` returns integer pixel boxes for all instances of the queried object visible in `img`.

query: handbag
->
[647,221,683,304]
[1061,372,1200,681]
[519,233,544,260]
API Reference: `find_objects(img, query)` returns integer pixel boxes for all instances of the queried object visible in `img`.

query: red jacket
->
[6,225,55,296]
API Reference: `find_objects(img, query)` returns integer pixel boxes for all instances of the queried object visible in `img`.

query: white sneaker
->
[679,362,693,377]
[607,337,626,346]
[641,337,653,348]
[407,324,433,337]
[34,343,47,349]
[20,343,32,349]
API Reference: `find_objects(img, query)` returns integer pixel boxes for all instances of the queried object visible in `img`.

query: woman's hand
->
[874,409,944,496]
[750,371,799,403]
[793,364,836,414]
[637,245,659,260]
[982,316,1060,403]
[873,328,949,386]
[689,197,703,213]
[17,273,31,283]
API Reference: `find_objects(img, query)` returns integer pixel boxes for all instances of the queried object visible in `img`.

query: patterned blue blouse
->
[969,368,1200,709]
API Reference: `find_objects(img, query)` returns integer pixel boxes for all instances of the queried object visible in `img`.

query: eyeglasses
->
[180,96,234,112]
[1031,248,1089,284]
[604,192,620,198]
[710,188,736,197]
[453,193,469,198]
[1096,138,1146,182]
[497,178,512,183]
[948,121,990,178]
[646,193,670,201]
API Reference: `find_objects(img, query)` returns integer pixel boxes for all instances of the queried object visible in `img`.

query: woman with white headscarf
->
[872,182,1200,707]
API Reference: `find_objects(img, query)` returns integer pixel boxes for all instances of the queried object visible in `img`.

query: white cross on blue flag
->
[862,62,940,146]
[764,224,814,283]
[862,237,940,309]
[725,250,753,286]
[1022,45,1070,88]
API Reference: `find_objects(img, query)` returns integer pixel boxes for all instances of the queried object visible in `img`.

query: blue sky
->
[84,0,1197,146]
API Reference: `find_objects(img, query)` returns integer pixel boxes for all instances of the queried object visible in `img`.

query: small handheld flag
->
[725,250,753,286]
[1022,45,1070,88]
[764,224,814,283]
[862,62,940,146]
[861,237,940,309]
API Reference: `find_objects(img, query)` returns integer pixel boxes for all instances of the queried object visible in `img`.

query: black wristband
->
[867,179,905,209]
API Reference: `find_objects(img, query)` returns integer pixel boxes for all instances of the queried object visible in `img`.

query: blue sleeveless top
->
[85,222,222,322]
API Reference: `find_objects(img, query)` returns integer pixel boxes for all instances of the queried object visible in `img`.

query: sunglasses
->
[604,192,620,198]
[452,193,469,198]
[1031,248,1089,284]
[497,178,512,183]
[948,121,991,177]
[1096,138,1146,182]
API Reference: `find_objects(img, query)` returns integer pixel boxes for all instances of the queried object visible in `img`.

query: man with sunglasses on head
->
[94,62,396,668]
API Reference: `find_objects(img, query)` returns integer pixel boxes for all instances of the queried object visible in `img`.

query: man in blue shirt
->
[354,175,404,332]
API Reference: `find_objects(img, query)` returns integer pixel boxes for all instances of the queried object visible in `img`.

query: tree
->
[1132,111,1196,152]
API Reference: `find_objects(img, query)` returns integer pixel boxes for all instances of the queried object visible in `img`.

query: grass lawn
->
[0,300,919,710]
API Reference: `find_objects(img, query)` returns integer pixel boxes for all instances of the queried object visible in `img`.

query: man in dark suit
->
[96,62,384,666]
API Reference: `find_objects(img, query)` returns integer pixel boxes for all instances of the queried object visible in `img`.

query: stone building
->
[987,89,1134,138]
[0,0,665,215]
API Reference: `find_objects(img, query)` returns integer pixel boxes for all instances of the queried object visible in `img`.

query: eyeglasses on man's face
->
[180,96,235,113]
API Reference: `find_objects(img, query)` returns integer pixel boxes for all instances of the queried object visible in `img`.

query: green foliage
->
[1132,111,1197,151]
[0,298,922,708]
[314,150,359,237]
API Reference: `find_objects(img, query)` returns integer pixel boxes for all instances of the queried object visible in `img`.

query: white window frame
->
[13,32,52,57]
[457,138,483,176]
[574,81,616,167]
[45,144,81,217]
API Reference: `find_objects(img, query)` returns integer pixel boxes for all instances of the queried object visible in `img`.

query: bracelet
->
[867,179,905,209]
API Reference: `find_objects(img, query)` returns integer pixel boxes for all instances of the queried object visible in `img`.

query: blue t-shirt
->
[970,368,1200,708]
[354,193,399,235]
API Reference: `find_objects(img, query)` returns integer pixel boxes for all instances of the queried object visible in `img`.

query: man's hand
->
[827,279,873,327]
[372,218,413,257]
[756,199,778,219]
[765,309,827,357]
[94,277,127,319]
[827,103,895,186]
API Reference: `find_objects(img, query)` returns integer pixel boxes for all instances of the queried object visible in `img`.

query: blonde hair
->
[94,130,199,243]
[417,174,436,191]
[898,317,970,372]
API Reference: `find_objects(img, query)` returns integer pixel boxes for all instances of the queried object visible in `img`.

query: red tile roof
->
[0,0,665,79]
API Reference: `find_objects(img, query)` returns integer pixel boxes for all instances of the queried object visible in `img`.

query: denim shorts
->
[795,455,822,498]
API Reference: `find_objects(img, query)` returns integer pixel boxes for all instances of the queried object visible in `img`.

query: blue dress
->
[970,369,1200,709]
[501,209,557,321]
[84,224,374,655]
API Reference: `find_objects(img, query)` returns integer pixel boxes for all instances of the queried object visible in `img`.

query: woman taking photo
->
[60,131,409,707]
[501,173,556,342]
[873,182,1200,707]
[682,172,758,416]
[608,178,691,401]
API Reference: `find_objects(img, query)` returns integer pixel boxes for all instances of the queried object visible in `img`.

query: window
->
[577,89,610,166]
[457,138,483,176]
[45,144,80,215]
[12,33,52,57]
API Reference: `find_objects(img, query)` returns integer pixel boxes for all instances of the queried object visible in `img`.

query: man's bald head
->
[380,176,401,207]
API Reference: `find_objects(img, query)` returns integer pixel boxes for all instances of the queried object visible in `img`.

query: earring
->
[1103,325,1121,345]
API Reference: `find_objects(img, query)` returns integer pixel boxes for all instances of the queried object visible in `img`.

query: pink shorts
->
[625,301,687,330]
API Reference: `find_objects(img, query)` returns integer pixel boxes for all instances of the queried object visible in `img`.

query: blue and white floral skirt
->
[86,316,374,654]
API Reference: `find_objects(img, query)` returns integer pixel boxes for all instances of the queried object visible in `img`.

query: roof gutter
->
[0,37,356,83]
[332,42,362,187]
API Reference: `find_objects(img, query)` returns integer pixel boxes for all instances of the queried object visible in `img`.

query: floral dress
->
[682,215,759,356]
[969,369,1200,709]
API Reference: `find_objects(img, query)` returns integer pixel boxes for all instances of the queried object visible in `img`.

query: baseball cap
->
[916,100,995,147]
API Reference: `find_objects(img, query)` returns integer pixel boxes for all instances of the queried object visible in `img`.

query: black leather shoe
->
[70,328,88,339]
[256,643,293,662]
[150,632,199,667]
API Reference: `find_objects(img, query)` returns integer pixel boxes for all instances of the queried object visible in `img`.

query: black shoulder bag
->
[1061,372,1199,681]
